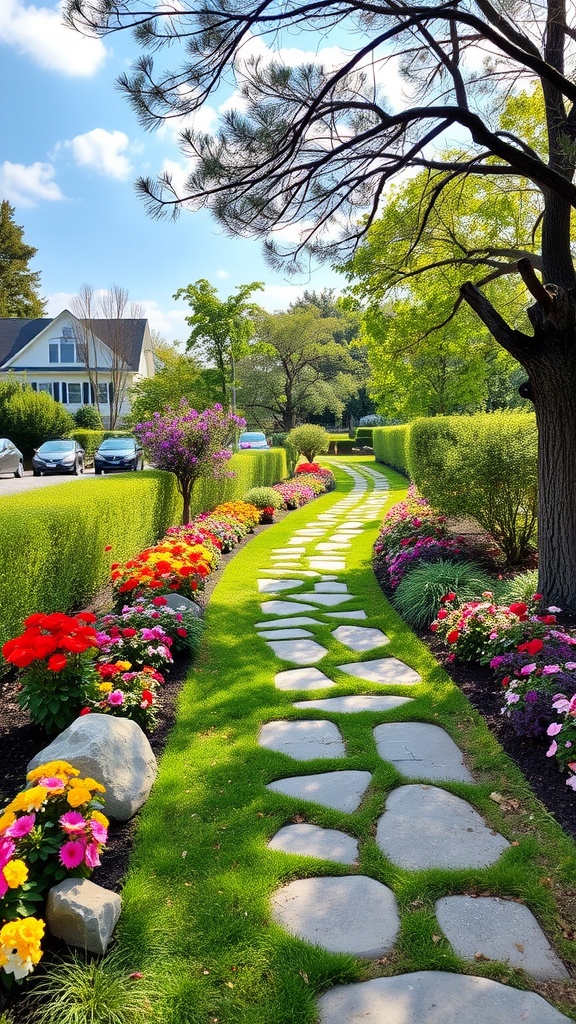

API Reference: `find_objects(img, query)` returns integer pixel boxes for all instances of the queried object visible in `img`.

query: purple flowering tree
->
[134,401,245,523]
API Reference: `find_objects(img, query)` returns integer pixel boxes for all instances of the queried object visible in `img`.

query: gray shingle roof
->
[0,317,148,371]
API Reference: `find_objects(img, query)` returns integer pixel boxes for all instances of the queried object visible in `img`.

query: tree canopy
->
[0,202,45,319]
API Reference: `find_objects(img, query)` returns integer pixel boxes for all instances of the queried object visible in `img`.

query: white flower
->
[548,606,562,613]
[1,951,34,980]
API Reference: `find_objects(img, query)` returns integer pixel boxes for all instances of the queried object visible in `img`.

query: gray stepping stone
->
[266,639,328,664]
[267,769,371,811]
[320,575,338,581]
[315,543,351,552]
[275,668,335,691]
[272,547,306,555]
[256,616,321,630]
[325,610,367,621]
[257,569,321,577]
[314,582,349,593]
[268,823,359,864]
[259,628,314,640]
[317,971,572,1023]
[294,695,413,713]
[271,876,399,958]
[257,578,304,593]
[374,723,473,782]
[338,658,420,685]
[435,895,569,981]
[259,720,345,760]
[309,559,346,571]
[261,600,317,615]
[294,593,354,607]
[333,625,390,652]
[294,529,326,536]
[342,521,364,528]
[376,785,509,869]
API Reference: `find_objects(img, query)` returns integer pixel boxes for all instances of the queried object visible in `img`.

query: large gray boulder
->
[28,714,157,820]
[46,878,121,954]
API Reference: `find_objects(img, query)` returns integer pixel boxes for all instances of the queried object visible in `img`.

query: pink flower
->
[5,814,35,838]
[505,692,520,704]
[108,690,124,705]
[38,776,66,790]
[520,663,537,675]
[59,840,86,868]
[547,722,563,736]
[0,874,8,899]
[546,740,558,758]
[84,842,101,869]
[89,820,108,844]
[542,665,560,675]
[0,838,16,869]
[566,775,576,790]
[566,662,576,670]
[59,811,87,834]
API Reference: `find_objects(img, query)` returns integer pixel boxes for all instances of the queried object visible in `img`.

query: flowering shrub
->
[193,513,246,552]
[97,598,204,659]
[272,481,315,509]
[2,612,99,734]
[95,619,174,672]
[82,664,164,730]
[385,536,465,589]
[289,472,325,496]
[165,523,223,562]
[212,501,260,531]
[111,539,216,603]
[430,594,549,663]
[547,695,576,790]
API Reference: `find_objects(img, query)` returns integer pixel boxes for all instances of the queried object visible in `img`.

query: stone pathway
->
[253,462,571,1021]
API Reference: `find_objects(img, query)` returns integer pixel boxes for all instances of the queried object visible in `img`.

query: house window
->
[67,383,82,404]
[38,383,53,396]
[49,343,59,364]
[97,383,108,405]
[48,339,78,363]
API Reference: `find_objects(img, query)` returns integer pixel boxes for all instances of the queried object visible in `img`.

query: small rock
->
[46,878,121,954]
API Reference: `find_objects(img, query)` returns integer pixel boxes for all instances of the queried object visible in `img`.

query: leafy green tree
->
[286,424,329,462]
[127,344,221,425]
[237,306,360,430]
[174,279,263,410]
[0,379,73,456]
[0,202,45,318]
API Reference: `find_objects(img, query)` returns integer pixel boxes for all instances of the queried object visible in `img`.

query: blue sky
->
[0,1,359,344]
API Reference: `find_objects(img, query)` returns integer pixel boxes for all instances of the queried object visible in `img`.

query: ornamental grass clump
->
[392,559,495,629]
[243,487,284,514]
[2,613,99,735]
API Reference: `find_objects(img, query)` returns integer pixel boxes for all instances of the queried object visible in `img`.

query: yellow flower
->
[7,786,48,813]
[99,682,113,693]
[3,859,28,889]
[27,760,79,782]
[0,810,16,833]
[90,810,109,828]
[114,660,132,671]
[67,786,92,808]
[80,777,106,794]
[1,917,45,964]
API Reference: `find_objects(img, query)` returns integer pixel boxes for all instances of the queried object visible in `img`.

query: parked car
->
[94,436,144,474]
[0,438,24,478]
[32,439,85,476]
[238,431,270,450]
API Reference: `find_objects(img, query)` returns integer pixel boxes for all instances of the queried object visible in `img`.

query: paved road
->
[0,468,101,497]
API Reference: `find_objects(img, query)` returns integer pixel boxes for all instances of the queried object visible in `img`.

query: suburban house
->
[0,310,155,427]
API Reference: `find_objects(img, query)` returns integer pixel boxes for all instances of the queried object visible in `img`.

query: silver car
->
[0,438,24,478]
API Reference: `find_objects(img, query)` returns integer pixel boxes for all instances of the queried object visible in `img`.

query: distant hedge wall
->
[373,425,411,475]
[0,448,287,649]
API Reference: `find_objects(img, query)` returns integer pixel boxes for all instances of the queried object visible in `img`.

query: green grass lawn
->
[57,460,576,1023]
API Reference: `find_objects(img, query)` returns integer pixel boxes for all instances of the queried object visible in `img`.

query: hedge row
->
[68,429,133,459]
[373,425,411,474]
[0,449,287,650]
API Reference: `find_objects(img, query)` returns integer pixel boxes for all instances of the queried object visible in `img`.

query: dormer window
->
[49,338,80,363]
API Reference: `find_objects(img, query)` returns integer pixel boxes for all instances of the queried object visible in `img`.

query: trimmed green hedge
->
[0,449,288,650]
[355,427,374,443]
[327,439,357,454]
[408,412,538,562]
[373,425,411,475]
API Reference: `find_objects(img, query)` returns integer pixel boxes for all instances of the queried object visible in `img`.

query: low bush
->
[392,559,495,629]
[327,438,356,455]
[243,486,284,510]
[73,405,103,430]
[373,425,411,475]
[500,569,540,606]
[0,381,74,458]
[68,429,105,460]
[408,412,538,563]
[354,427,373,443]
[286,424,329,462]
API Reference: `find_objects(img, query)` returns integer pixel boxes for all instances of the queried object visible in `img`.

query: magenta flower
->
[108,690,124,705]
[520,663,537,675]
[89,820,108,844]
[59,811,87,834]
[38,776,66,790]
[0,838,16,869]
[59,840,86,868]
[547,722,563,736]
[84,842,101,869]
[546,740,558,758]
[5,814,35,839]
[542,664,560,675]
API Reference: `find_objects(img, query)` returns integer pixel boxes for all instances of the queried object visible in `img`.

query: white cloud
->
[64,129,133,180]
[216,269,230,279]
[0,160,64,206]
[136,300,189,345]
[0,0,107,77]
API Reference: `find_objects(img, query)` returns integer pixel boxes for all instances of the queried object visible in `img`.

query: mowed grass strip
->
[111,461,576,1023]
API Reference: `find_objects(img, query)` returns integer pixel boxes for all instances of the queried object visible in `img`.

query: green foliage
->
[408,412,538,563]
[392,559,495,629]
[69,429,106,459]
[286,424,329,461]
[373,425,411,475]
[0,201,45,318]
[127,351,221,425]
[17,654,98,735]
[0,381,74,458]
[21,949,161,1024]
[282,438,298,476]
[354,427,373,441]
[327,438,356,454]
[270,432,287,446]
[74,404,103,429]
[243,486,284,510]
[500,569,540,605]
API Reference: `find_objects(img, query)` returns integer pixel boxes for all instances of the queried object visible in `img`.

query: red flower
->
[509,602,528,616]
[532,593,543,601]
[518,638,544,656]
[152,596,168,606]
[437,609,448,620]
[79,707,92,716]
[446,629,460,644]
[430,623,438,632]
[440,592,456,603]
[122,628,138,638]
[501,676,510,687]
[47,653,68,672]
[176,628,187,637]
[104,545,113,552]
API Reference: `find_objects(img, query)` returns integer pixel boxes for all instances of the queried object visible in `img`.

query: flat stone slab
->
[293,530,326,536]
[342,521,364,528]
[294,593,354,607]
[267,770,371,811]
[272,547,306,555]
[376,785,509,869]
[259,628,314,640]
[275,668,335,691]
[325,610,367,620]
[338,658,420,686]
[294,695,413,713]
[259,720,345,760]
[257,579,304,593]
[374,723,473,782]
[257,569,321,578]
[256,616,321,630]
[315,542,351,551]
[317,971,572,1023]
[320,575,338,581]
[314,582,349,593]
[271,876,399,958]
[309,559,347,571]
[266,639,328,664]
[333,625,390,652]
[435,895,569,981]
[268,823,359,864]
[261,600,317,615]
